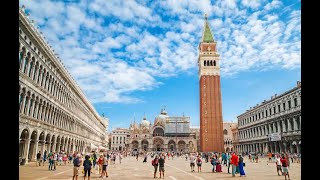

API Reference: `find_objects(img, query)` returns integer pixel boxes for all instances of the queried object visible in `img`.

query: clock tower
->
[198,14,224,152]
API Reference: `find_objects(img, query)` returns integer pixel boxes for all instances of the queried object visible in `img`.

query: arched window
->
[210,60,213,66]
[204,61,206,66]
[224,129,228,135]
[213,60,216,66]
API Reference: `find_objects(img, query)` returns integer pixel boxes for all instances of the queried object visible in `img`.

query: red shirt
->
[98,158,104,165]
[231,154,238,166]
[280,158,288,167]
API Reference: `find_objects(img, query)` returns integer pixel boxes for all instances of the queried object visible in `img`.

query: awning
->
[91,143,98,149]
[99,146,107,150]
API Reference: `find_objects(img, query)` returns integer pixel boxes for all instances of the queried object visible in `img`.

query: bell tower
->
[198,14,224,152]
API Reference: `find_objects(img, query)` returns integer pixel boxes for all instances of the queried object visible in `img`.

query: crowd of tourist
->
[30,150,300,180]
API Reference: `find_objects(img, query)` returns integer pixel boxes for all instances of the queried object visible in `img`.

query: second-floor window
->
[294,98,298,107]
[278,104,281,113]
[283,103,286,111]
[288,101,291,109]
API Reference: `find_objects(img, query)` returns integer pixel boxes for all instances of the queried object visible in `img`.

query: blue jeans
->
[232,164,236,177]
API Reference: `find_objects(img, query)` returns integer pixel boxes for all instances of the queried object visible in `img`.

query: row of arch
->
[19,84,86,135]
[203,60,216,66]
[19,44,74,111]
[19,36,104,140]
[130,138,195,152]
[19,127,88,163]
[238,115,301,140]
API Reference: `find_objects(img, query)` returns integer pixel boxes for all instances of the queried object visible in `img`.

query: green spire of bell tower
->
[201,14,214,43]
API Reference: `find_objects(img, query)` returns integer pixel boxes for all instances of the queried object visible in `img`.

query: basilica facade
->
[19,6,108,164]
[111,109,197,153]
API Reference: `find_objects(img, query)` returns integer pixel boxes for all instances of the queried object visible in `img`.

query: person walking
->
[43,150,47,166]
[159,155,165,178]
[58,153,63,166]
[281,154,291,180]
[143,153,147,163]
[97,154,104,175]
[83,155,92,180]
[152,155,159,178]
[92,152,97,168]
[69,152,73,164]
[73,154,81,180]
[100,154,108,178]
[36,151,42,167]
[210,155,217,173]
[238,155,246,177]
[52,152,57,170]
[48,152,53,170]
[227,153,231,174]
[276,155,283,176]
[196,155,202,172]
[230,152,239,177]
[189,153,196,172]
[119,153,123,164]
[63,153,68,166]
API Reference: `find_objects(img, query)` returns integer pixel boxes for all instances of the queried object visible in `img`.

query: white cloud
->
[20,0,301,103]
[241,0,261,9]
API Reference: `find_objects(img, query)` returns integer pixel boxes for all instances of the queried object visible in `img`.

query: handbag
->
[243,163,246,167]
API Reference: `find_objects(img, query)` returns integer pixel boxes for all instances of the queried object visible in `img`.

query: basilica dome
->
[141,116,150,128]
[154,108,169,126]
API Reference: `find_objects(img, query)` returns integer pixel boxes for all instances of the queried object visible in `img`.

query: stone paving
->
[19,156,301,180]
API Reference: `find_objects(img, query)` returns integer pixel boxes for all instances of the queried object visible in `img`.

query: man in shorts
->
[189,153,195,172]
[72,154,81,180]
[281,155,291,180]
[158,155,165,178]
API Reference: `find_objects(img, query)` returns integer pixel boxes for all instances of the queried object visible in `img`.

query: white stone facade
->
[223,122,237,152]
[111,128,130,151]
[234,82,301,154]
[19,6,108,164]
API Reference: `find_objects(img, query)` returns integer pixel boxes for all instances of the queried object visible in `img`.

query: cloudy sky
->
[20,0,301,131]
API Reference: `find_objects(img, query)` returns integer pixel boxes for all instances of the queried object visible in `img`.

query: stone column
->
[32,65,37,81]
[24,96,31,115]
[20,54,26,71]
[28,98,34,117]
[282,120,286,132]
[289,142,293,153]
[72,142,76,152]
[41,140,46,155]
[31,100,38,118]
[287,118,291,132]
[20,94,26,113]
[293,117,297,131]
[277,121,281,133]
[33,140,39,161]
[24,57,30,74]
[23,139,31,163]
[299,116,301,130]
[36,103,42,120]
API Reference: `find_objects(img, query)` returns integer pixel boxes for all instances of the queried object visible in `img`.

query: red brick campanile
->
[198,14,224,152]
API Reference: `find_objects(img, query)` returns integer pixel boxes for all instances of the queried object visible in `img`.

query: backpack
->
[152,159,158,166]
[83,160,92,170]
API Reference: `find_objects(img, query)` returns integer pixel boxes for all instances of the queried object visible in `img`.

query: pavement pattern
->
[19,156,301,180]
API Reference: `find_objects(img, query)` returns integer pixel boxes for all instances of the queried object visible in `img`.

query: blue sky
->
[20,0,301,131]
